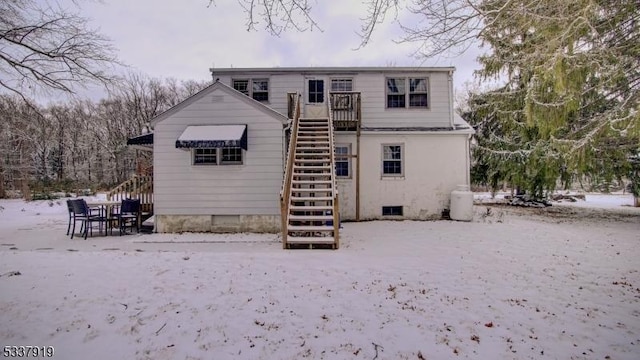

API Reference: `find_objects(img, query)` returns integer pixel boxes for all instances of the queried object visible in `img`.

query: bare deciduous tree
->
[208,0,320,35]
[0,0,118,101]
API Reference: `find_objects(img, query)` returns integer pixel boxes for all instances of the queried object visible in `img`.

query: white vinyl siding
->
[154,87,284,216]
[360,72,450,128]
[220,70,452,128]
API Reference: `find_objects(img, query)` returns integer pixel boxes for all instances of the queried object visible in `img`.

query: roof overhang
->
[127,133,153,151]
[175,125,248,150]
[210,66,456,76]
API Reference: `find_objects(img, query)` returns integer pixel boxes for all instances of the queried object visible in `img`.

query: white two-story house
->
[128,67,474,249]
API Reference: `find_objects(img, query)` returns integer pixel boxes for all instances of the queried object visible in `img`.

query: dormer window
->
[386,77,429,109]
[233,79,269,102]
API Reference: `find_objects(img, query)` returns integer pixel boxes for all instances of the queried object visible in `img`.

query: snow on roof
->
[177,125,246,141]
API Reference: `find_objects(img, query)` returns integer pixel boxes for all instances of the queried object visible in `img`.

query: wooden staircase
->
[281,94,340,249]
[106,175,154,216]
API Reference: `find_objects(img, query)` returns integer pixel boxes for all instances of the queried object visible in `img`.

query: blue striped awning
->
[175,125,248,150]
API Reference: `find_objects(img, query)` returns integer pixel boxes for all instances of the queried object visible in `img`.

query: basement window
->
[382,206,403,216]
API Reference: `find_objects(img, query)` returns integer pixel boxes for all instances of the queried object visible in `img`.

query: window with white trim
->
[221,148,243,165]
[382,144,403,176]
[386,78,405,108]
[331,78,354,110]
[193,148,243,165]
[330,78,353,92]
[194,148,217,165]
[335,144,351,178]
[409,78,428,108]
[232,79,269,102]
[386,77,429,108]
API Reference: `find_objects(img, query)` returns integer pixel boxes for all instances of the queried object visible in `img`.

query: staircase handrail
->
[327,93,340,248]
[106,174,153,201]
[280,92,301,246]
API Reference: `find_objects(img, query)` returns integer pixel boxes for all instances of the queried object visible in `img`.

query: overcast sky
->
[62,0,483,100]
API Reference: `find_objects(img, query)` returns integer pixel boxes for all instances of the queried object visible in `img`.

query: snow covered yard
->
[0,197,639,360]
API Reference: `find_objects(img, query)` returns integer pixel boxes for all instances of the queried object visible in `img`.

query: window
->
[382,206,403,216]
[193,148,243,165]
[382,144,403,176]
[308,79,324,103]
[331,78,353,92]
[194,148,218,165]
[221,147,243,165]
[252,79,269,102]
[335,145,351,178]
[409,78,428,108]
[386,78,406,108]
[232,80,249,95]
[233,78,269,102]
[386,77,429,108]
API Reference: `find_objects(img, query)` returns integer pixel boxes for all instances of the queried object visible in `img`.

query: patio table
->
[85,200,121,235]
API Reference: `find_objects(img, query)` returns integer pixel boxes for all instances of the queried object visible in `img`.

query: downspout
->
[355,94,362,221]
[448,70,455,129]
[466,134,472,187]
[356,123,361,221]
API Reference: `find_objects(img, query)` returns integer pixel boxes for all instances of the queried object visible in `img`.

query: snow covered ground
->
[0,195,639,360]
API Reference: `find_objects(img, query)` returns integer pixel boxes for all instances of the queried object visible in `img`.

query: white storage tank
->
[450,185,474,221]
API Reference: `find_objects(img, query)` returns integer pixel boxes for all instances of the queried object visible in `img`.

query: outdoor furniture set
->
[66,198,141,239]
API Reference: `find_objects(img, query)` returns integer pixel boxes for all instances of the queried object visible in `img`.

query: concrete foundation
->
[156,214,280,233]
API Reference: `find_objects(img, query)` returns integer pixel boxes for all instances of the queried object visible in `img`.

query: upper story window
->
[193,148,243,166]
[386,78,406,108]
[308,79,324,103]
[233,79,269,102]
[386,77,429,109]
[409,78,428,107]
[331,78,353,92]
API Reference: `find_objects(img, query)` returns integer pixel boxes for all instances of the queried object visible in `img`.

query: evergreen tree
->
[466,0,639,198]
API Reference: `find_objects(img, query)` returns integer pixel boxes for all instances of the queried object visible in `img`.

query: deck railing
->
[280,93,301,247]
[329,92,361,131]
[106,175,154,214]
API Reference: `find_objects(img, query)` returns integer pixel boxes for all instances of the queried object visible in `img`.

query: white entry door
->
[304,76,328,118]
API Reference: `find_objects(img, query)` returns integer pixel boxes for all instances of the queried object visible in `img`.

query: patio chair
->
[118,199,141,235]
[66,200,74,236]
[70,199,107,239]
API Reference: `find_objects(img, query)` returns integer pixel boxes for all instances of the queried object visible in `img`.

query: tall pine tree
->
[467,0,639,198]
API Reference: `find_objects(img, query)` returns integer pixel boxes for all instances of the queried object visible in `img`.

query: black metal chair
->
[118,199,141,235]
[66,200,75,236]
[70,199,107,239]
